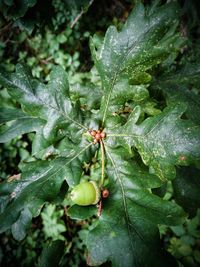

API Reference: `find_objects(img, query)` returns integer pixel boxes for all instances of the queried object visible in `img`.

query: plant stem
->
[100,140,105,187]
[70,0,94,28]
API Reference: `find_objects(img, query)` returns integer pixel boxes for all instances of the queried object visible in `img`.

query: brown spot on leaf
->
[179,155,186,161]
[86,253,94,266]
[7,174,21,182]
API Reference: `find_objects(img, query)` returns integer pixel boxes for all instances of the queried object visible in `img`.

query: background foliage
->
[0,0,200,267]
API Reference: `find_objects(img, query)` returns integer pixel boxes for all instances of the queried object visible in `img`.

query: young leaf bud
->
[95,133,101,140]
[100,132,106,139]
[102,189,109,198]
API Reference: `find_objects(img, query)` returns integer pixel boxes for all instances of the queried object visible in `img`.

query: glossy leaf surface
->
[0,1,199,266]
[87,147,185,267]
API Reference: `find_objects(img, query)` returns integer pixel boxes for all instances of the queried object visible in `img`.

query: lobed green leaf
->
[91,1,183,123]
[87,146,186,267]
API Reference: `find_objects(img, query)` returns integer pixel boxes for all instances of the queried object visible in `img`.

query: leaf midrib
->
[23,143,93,202]
[101,10,169,125]
[106,148,137,253]
[0,143,93,232]
[2,72,87,130]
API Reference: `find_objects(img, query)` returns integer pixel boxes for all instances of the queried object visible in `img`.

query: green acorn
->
[70,181,101,206]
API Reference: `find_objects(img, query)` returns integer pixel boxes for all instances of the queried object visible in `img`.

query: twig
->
[0,22,12,33]
[100,140,105,187]
[70,0,94,29]
[40,56,53,65]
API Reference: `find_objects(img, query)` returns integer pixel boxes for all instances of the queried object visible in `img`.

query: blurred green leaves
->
[41,204,66,241]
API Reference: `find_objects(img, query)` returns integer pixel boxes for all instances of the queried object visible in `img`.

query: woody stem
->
[100,139,105,187]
